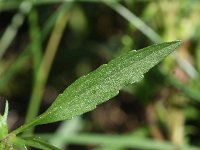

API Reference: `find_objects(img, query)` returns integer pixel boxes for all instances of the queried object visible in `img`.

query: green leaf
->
[12,41,181,135]
[0,101,8,140]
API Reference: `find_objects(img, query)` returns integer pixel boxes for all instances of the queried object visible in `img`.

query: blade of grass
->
[0,1,32,60]
[24,4,72,135]
[174,52,198,79]
[36,133,199,150]
[64,134,200,150]
[103,0,162,43]
[28,8,42,78]
[101,0,160,44]
[14,137,59,150]
[0,3,71,91]
[64,134,175,150]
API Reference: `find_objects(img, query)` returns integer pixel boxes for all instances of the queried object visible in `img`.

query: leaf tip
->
[171,40,182,47]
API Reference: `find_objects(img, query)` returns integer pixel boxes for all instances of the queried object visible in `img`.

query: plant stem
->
[103,1,162,43]
[28,8,42,78]
[0,1,32,60]
[24,6,70,135]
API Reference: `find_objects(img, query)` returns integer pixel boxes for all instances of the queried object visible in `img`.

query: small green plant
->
[0,41,180,149]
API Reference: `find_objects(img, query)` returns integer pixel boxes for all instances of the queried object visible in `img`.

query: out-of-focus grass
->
[37,133,200,150]
[24,3,72,135]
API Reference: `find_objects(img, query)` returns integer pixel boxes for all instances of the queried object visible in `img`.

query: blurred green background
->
[1,0,200,149]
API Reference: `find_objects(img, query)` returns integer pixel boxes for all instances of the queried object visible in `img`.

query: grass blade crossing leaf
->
[12,41,181,135]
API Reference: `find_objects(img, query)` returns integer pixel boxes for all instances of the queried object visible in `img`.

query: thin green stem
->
[28,8,42,78]
[24,6,71,135]
[103,1,162,43]
[37,133,192,150]
[43,133,200,150]
[0,1,32,60]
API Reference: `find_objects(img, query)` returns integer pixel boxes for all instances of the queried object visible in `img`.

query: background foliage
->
[0,0,200,149]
